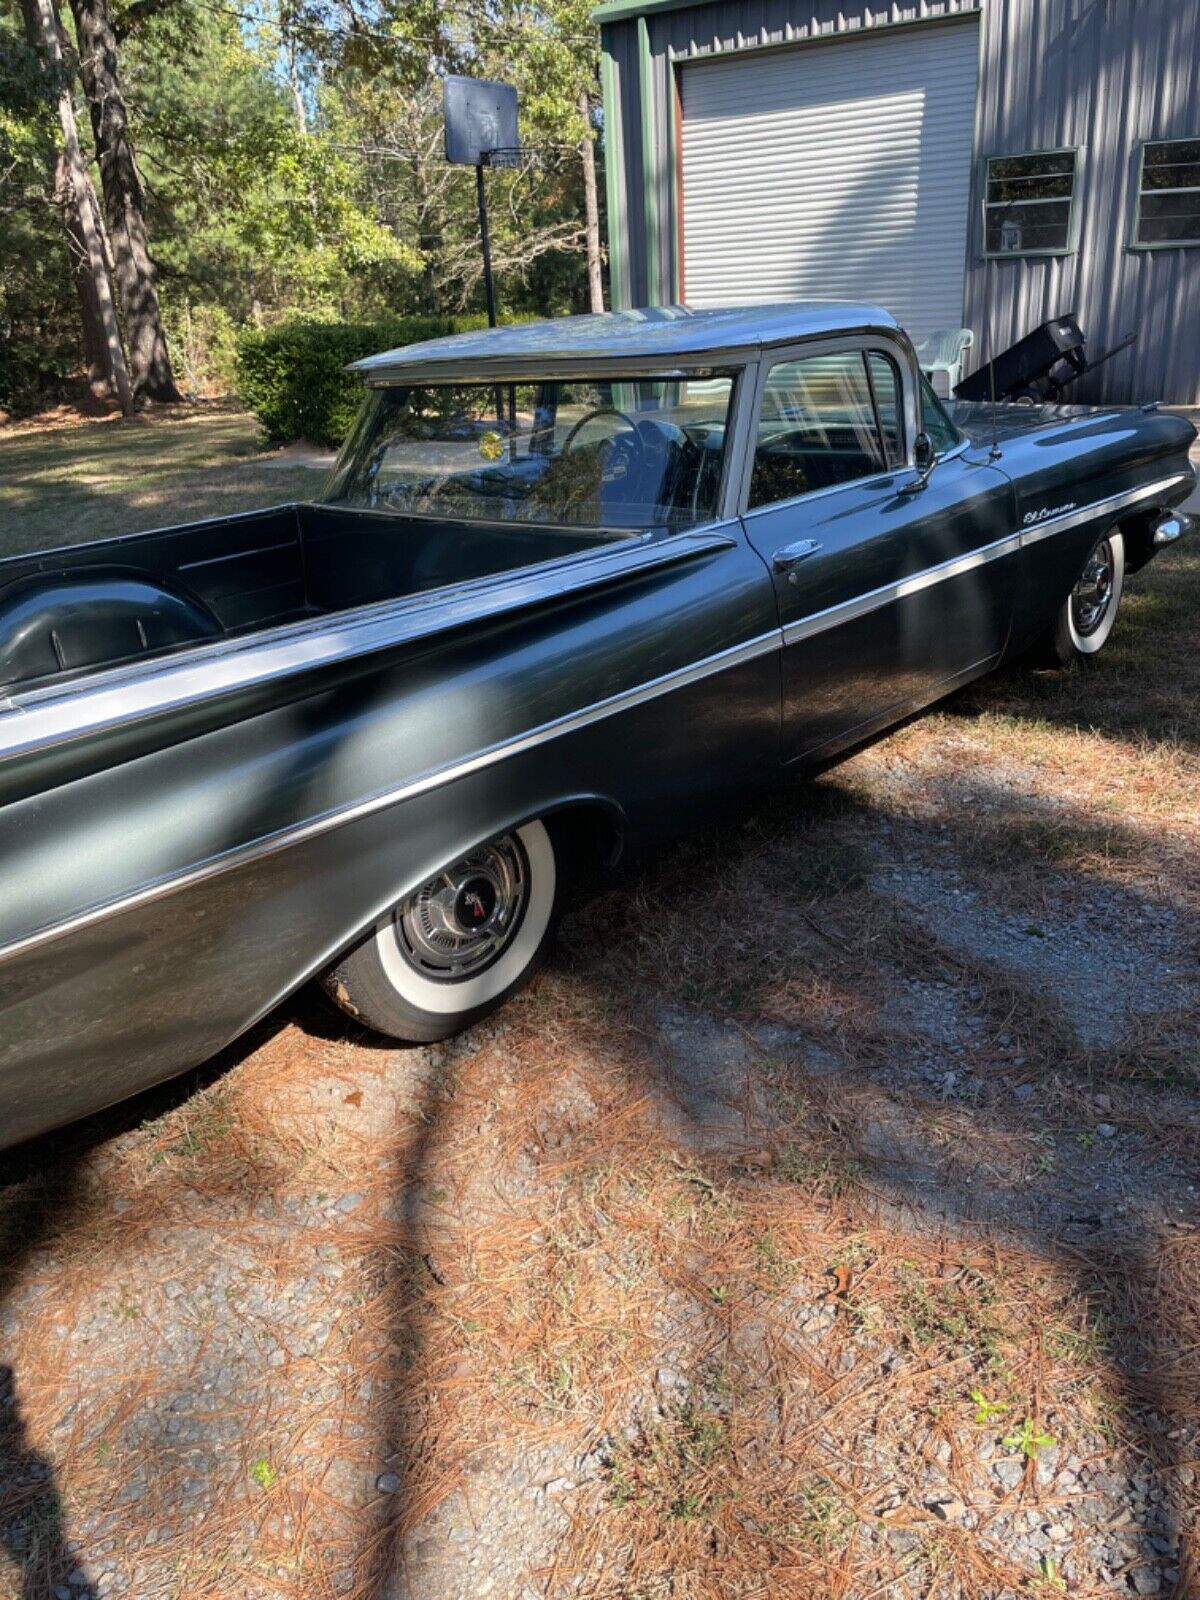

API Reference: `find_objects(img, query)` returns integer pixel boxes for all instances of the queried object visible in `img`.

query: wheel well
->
[1119,509,1162,575]
[544,800,625,880]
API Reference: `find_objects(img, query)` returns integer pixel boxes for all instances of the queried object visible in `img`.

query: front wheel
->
[1045,528,1126,665]
[321,820,561,1043]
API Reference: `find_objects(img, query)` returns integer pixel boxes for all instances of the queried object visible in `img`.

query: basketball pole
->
[476,160,498,328]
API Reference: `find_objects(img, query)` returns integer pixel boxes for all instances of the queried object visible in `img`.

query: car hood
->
[946,399,1129,448]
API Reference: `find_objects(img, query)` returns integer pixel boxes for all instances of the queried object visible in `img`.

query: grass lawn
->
[0,416,1197,1599]
[0,402,330,557]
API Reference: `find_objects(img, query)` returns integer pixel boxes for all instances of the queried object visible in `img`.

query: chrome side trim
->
[1019,474,1189,547]
[779,473,1192,648]
[0,628,782,965]
[782,531,1023,647]
[0,527,737,769]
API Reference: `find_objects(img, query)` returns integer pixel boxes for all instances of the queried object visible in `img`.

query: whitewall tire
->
[1047,528,1125,665]
[321,820,561,1043]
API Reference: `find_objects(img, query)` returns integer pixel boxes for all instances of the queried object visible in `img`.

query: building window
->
[983,150,1079,256]
[1134,139,1200,247]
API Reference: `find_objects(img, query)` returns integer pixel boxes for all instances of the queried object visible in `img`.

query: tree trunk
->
[58,156,109,393]
[67,0,181,401]
[578,90,604,314]
[23,0,134,414]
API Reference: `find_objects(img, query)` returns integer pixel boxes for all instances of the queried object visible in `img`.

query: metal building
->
[597,0,1200,402]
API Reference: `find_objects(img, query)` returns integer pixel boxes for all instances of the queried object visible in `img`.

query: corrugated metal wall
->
[964,0,1200,403]
[602,1,984,307]
[678,22,980,340]
[601,0,1200,402]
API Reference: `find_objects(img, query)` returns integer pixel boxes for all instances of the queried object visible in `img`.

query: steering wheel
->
[560,404,640,455]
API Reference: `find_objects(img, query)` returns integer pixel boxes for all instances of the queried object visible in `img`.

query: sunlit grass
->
[0,402,329,554]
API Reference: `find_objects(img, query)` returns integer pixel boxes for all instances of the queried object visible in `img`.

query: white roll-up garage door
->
[680,21,980,343]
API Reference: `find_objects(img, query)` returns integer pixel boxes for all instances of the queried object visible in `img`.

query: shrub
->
[0,327,76,418]
[235,315,496,448]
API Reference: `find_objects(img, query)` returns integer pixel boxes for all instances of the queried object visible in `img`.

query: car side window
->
[919,371,962,455]
[866,352,904,466]
[749,351,888,509]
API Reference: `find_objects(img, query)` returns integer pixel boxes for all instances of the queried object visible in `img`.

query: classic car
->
[0,303,1194,1148]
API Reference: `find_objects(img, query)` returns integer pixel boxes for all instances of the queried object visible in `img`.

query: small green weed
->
[969,1389,1010,1426]
[605,1401,731,1525]
[1028,1555,1067,1593]
[1002,1417,1056,1460]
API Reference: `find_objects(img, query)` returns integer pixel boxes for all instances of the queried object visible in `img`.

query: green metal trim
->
[599,37,629,309]
[593,0,704,22]
[664,59,681,299]
[1130,138,1200,250]
[638,15,661,305]
[594,0,982,25]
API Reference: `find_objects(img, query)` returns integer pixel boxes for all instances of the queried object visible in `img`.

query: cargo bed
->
[0,504,626,693]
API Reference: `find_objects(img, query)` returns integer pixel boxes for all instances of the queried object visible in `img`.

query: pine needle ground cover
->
[0,423,1197,1600]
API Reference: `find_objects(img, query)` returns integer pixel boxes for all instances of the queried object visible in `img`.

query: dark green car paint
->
[0,307,1194,1148]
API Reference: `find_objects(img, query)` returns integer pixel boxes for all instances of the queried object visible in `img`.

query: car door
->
[738,341,1017,763]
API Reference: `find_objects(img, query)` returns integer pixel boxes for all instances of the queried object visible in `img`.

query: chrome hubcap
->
[393,835,529,982]
[1071,538,1115,637]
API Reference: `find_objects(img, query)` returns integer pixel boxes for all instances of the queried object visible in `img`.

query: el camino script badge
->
[1023,502,1077,526]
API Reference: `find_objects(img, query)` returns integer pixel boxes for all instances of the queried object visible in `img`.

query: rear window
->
[324,374,737,531]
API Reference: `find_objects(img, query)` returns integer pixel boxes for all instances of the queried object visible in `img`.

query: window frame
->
[739,336,919,520]
[918,371,963,457]
[979,146,1083,261]
[1130,137,1200,251]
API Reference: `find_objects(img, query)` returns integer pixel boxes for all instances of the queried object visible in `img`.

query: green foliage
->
[969,1389,1010,1426]
[1001,1417,1056,1460]
[0,0,602,415]
[0,16,78,414]
[234,314,495,446]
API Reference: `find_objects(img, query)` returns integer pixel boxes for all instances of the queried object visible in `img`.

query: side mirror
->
[901,431,937,495]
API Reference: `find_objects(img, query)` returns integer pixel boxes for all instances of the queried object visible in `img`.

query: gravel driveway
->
[1,538,1198,1600]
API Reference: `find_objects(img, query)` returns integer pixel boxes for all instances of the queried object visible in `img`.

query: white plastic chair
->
[915,328,975,397]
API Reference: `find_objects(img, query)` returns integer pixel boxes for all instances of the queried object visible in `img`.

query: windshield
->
[323,374,737,530]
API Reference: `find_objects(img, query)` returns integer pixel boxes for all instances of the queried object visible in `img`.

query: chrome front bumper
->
[1154,510,1195,547]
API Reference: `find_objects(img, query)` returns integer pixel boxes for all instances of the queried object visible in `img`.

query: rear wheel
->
[321,820,561,1043]
[1044,528,1125,666]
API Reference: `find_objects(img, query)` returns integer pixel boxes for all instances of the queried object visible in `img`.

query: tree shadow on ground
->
[0,761,1194,1597]
[0,1174,97,1600]
[350,764,1197,1597]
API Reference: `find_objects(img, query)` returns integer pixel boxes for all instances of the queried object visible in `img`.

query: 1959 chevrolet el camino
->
[0,304,1195,1147]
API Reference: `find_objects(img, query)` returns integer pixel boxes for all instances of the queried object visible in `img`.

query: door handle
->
[772,538,822,577]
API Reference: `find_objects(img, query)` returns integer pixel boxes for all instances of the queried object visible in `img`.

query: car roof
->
[352,302,902,382]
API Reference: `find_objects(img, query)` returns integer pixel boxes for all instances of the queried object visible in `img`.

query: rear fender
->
[314,790,627,972]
